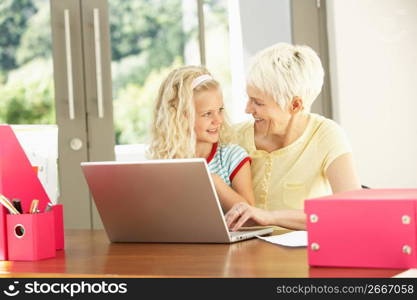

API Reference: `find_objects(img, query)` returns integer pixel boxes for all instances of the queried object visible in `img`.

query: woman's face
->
[245,85,291,130]
[194,87,224,145]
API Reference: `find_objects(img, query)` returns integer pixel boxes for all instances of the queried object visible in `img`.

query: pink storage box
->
[0,204,65,260]
[305,189,417,269]
[52,204,65,250]
[0,207,8,260]
[6,211,56,261]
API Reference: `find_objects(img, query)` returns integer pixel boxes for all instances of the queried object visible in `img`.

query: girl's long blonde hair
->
[148,65,231,159]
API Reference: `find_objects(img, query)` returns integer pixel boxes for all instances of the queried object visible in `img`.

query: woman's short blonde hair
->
[148,65,230,159]
[247,43,324,111]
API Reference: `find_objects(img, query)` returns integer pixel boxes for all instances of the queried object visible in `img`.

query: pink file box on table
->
[0,125,64,261]
[305,188,417,269]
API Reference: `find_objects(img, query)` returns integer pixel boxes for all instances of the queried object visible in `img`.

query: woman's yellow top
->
[231,113,352,210]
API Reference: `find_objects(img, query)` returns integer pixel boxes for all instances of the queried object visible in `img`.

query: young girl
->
[148,66,254,211]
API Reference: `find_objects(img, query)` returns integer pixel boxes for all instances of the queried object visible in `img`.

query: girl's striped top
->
[206,143,251,186]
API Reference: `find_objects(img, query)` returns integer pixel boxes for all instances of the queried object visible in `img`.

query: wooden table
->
[0,229,404,278]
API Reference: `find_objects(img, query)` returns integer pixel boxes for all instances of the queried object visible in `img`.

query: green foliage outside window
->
[0,0,227,145]
[0,0,37,72]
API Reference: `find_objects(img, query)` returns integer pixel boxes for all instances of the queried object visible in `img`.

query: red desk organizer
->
[0,125,64,261]
[52,204,65,250]
[7,211,56,261]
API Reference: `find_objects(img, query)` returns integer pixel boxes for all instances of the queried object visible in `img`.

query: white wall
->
[327,0,417,187]
[239,0,292,64]
[228,0,292,122]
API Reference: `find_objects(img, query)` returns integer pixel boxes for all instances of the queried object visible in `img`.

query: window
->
[0,0,55,125]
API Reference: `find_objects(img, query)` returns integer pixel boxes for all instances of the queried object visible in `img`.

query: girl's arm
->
[211,161,255,211]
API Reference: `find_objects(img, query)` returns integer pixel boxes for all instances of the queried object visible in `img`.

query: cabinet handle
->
[93,8,104,119]
[64,9,75,120]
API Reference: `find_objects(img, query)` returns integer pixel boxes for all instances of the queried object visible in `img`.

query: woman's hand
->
[225,203,307,231]
[225,202,272,231]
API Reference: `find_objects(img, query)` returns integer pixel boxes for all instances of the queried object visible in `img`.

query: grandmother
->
[225,43,361,230]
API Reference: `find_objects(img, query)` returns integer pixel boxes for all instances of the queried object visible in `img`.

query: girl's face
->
[194,87,224,145]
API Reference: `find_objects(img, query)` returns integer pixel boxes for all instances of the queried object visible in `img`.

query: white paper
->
[257,230,307,247]
[392,269,417,278]
[12,125,59,204]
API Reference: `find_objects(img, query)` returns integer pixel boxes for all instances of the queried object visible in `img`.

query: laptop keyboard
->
[229,231,252,238]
